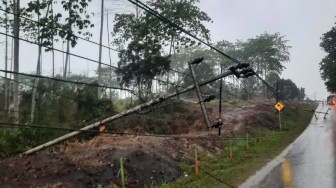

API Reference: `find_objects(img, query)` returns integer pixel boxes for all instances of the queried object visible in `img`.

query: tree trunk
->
[51,1,55,77]
[63,41,70,78]
[13,0,20,122]
[166,35,174,91]
[31,2,51,123]
[63,5,71,79]
[106,9,112,101]
[97,0,104,99]
[4,3,9,119]
[52,42,55,77]
[30,47,41,123]
[62,42,64,73]
[68,54,71,76]
[264,63,267,99]
[9,38,14,111]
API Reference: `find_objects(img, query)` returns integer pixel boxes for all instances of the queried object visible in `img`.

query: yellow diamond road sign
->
[275,102,284,111]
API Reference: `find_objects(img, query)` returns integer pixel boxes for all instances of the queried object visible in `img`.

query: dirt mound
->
[166,99,277,135]
[0,100,277,187]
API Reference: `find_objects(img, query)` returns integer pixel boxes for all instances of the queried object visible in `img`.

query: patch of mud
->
[0,100,277,187]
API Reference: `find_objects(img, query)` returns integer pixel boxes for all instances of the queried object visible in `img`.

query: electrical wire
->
[0,31,190,94]
[0,75,120,113]
[0,121,288,141]
[197,165,236,188]
[0,69,135,93]
[0,8,188,78]
[0,6,234,101]
[127,0,288,103]
[127,0,241,65]
[1,0,290,101]
[0,7,119,53]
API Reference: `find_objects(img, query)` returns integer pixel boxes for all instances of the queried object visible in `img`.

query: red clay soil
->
[0,100,277,188]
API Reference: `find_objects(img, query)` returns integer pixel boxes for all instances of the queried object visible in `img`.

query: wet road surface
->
[240,104,336,188]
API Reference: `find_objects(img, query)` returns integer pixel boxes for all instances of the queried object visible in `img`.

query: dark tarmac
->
[240,104,336,188]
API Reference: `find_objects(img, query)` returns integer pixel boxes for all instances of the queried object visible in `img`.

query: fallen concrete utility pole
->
[23,61,248,155]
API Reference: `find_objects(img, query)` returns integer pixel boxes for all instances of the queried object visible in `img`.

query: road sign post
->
[275,102,284,131]
[279,111,282,131]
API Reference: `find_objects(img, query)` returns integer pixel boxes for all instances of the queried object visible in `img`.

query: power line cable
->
[0,69,135,93]
[0,75,120,113]
[0,31,192,94]
[0,7,120,53]
[0,121,285,141]
[1,1,282,100]
[0,8,188,78]
[197,165,236,188]
[127,0,241,65]
[127,0,285,101]
[0,31,118,70]
[0,31,190,93]
[0,7,219,100]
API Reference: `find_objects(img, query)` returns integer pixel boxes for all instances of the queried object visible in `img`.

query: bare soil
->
[0,99,277,188]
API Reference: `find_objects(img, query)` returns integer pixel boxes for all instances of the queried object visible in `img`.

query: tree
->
[97,66,119,99]
[146,0,212,49]
[115,39,170,102]
[0,0,94,122]
[3,0,9,119]
[30,0,52,123]
[0,0,94,50]
[280,79,300,100]
[173,45,217,95]
[319,23,336,93]
[239,32,291,98]
[145,0,212,85]
[112,0,212,102]
[172,33,293,100]
[265,72,280,99]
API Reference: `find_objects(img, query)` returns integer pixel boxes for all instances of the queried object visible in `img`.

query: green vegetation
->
[112,0,212,102]
[0,74,117,158]
[168,103,317,187]
[0,0,306,170]
[319,22,336,93]
[0,86,187,159]
[109,99,188,134]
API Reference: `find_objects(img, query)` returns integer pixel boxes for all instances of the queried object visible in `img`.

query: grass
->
[165,102,317,188]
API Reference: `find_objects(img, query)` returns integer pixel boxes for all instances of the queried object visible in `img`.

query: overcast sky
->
[1,0,335,100]
[197,0,336,100]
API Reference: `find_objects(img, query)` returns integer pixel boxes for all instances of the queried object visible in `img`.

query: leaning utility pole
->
[218,65,223,135]
[23,58,251,155]
[188,58,211,130]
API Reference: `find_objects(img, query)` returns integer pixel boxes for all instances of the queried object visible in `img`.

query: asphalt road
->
[240,104,336,188]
